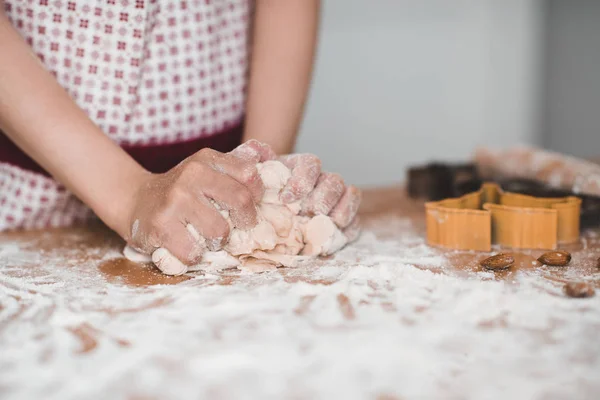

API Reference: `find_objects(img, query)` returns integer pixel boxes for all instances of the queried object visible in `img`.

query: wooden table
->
[1,188,599,400]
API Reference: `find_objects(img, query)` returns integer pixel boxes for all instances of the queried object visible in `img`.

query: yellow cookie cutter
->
[425,183,581,251]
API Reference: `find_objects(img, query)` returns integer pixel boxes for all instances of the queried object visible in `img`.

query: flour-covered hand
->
[232,141,323,205]
[231,140,361,240]
[302,172,362,237]
[278,153,322,204]
[125,148,264,275]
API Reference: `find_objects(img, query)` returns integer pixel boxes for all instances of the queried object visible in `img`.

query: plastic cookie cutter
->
[425,182,582,251]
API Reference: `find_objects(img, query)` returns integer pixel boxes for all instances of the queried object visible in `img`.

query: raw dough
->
[124,160,351,273]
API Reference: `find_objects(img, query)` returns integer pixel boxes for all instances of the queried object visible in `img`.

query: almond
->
[480,253,514,271]
[537,251,571,267]
[564,282,595,298]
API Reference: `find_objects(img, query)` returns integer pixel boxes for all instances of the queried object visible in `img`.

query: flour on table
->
[124,161,351,274]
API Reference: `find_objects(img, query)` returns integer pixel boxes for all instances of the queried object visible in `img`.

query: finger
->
[230,139,277,163]
[147,192,229,263]
[190,149,264,203]
[185,196,230,251]
[197,168,259,230]
[210,154,265,203]
[329,185,362,229]
[152,248,188,276]
[343,217,361,243]
[154,218,205,266]
[302,172,345,216]
[279,154,322,204]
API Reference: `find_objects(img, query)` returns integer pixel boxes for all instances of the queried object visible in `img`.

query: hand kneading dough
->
[124,160,352,273]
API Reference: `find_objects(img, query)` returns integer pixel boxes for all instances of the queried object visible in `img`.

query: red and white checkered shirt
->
[0,0,250,230]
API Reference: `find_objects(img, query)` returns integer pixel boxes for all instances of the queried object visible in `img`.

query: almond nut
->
[564,282,595,298]
[537,251,571,266]
[480,253,514,271]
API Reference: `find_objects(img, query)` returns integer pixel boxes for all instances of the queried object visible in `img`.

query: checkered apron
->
[0,0,250,230]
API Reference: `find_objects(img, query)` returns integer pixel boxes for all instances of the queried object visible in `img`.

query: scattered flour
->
[1,216,599,400]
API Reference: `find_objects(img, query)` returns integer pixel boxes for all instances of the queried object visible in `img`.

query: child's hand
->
[124,147,266,272]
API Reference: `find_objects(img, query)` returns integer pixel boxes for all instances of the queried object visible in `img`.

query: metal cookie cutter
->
[425,183,582,251]
[407,162,480,201]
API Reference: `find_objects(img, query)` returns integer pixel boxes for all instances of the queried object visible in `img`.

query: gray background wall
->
[542,0,600,158]
[296,0,545,187]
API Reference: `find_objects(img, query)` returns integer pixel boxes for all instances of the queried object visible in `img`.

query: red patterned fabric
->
[1,0,250,230]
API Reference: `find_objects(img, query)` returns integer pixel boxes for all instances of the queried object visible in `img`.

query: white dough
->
[123,245,152,263]
[151,248,187,276]
[301,215,348,256]
[225,218,278,256]
[191,250,240,271]
[256,161,292,204]
[123,160,350,274]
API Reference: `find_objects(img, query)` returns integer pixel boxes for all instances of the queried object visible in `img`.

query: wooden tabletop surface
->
[1,187,599,400]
